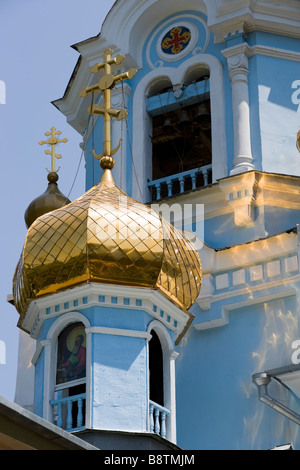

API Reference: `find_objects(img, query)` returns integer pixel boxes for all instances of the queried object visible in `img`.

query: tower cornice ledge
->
[208,0,300,42]
[20,283,194,346]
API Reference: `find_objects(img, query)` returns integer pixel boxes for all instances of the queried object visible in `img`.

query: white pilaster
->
[222,43,254,175]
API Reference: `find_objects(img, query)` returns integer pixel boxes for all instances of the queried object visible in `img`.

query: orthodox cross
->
[79,48,137,162]
[161,27,191,54]
[39,127,68,173]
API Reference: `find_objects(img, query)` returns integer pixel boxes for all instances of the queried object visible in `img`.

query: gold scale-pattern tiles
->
[13,180,202,316]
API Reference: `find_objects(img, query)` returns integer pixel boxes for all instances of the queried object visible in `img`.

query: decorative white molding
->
[31,339,50,366]
[207,0,300,43]
[222,43,254,175]
[22,283,193,345]
[249,264,263,282]
[85,326,152,341]
[232,269,246,286]
[196,274,214,310]
[285,256,299,274]
[194,275,299,330]
[266,260,281,279]
[250,45,300,63]
[215,273,229,290]
[195,228,299,319]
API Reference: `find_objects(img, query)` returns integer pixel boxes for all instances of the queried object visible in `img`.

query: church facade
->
[11,0,300,450]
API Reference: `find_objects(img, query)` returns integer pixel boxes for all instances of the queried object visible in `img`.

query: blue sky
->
[0,0,115,401]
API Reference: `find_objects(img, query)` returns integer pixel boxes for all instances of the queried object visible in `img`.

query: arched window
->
[149,330,164,406]
[131,54,227,203]
[147,322,178,442]
[56,322,86,385]
[149,75,212,200]
[51,322,87,431]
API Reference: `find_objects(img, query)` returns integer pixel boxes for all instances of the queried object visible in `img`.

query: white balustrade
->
[147,164,212,201]
[50,392,86,431]
[149,400,170,439]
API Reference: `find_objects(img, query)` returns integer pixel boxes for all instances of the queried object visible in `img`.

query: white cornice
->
[195,229,299,326]
[198,229,297,275]
[211,0,300,42]
[222,42,300,63]
[22,283,194,345]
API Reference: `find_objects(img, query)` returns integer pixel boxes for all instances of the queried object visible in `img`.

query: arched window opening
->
[51,322,87,431]
[149,330,164,407]
[147,76,212,201]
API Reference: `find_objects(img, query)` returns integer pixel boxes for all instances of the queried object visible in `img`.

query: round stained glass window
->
[161,26,192,55]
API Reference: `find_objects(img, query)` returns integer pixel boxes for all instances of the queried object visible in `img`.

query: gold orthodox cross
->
[39,127,68,173]
[79,48,137,161]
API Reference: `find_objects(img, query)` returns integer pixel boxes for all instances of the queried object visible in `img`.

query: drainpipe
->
[252,372,300,425]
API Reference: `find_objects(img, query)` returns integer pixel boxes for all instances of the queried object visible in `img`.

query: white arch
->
[100,0,209,67]
[43,312,91,423]
[147,319,178,443]
[131,53,228,200]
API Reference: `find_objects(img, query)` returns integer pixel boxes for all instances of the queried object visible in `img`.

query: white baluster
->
[154,408,160,435]
[77,397,83,428]
[67,400,73,430]
[149,403,154,432]
[155,183,161,200]
[57,403,62,428]
[191,172,197,190]
[161,411,167,439]
[167,180,172,197]
[179,176,185,193]
[203,169,208,186]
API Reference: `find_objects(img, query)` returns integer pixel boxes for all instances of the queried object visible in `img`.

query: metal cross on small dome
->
[79,48,137,168]
[39,127,68,173]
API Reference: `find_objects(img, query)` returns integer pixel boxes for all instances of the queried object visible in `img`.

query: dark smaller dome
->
[24,172,71,229]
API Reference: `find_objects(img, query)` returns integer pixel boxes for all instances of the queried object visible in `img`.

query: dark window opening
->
[149,330,164,407]
[69,383,86,429]
[152,100,212,182]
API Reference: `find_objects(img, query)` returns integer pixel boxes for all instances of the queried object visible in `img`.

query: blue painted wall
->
[78,6,300,449]
[176,296,300,450]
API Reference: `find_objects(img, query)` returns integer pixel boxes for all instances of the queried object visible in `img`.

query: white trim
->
[195,274,299,330]
[85,326,152,341]
[23,283,192,345]
[223,42,300,63]
[250,45,300,63]
[31,340,50,366]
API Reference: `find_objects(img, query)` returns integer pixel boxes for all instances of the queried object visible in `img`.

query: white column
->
[168,350,179,444]
[222,44,254,175]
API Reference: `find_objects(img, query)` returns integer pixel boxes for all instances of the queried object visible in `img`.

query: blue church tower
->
[12,50,201,450]
[12,0,300,450]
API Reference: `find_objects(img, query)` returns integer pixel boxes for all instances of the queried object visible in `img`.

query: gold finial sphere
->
[100,155,115,170]
[297,129,300,152]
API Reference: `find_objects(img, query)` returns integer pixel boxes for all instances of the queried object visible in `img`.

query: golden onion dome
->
[24,172,71,228]
[13,166,202,319]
